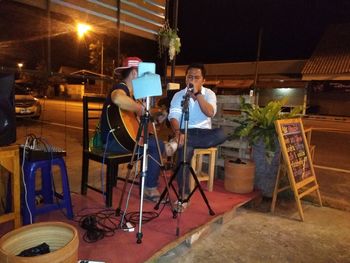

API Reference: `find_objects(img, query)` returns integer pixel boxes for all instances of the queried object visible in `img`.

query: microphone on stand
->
[187,83,194,93]
[181,83,193,110]
[184,83,194,99]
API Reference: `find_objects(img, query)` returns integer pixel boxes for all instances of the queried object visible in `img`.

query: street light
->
[77,23,91,39]
[76,23,104,93]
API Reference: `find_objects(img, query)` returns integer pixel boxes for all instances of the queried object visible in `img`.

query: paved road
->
[39,99,90,129]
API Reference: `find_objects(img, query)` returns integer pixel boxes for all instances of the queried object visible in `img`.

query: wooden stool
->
[190,147,217,192]
[0,145,21,229]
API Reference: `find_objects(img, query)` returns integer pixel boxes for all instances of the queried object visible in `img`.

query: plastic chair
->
[22,157,73,225]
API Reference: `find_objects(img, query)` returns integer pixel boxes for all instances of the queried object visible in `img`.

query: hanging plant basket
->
[161,35,170,47]
[158,21,181,61]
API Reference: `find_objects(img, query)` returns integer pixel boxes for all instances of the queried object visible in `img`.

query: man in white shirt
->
[168,63,226,208]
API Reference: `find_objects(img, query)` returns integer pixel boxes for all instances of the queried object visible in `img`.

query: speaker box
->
[0,73,16,146]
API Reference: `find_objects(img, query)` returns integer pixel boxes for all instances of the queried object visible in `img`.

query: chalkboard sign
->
[272,118,322,221]
[279,121,312,183]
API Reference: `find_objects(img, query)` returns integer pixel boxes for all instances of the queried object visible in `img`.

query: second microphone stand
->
[155,89,215,235]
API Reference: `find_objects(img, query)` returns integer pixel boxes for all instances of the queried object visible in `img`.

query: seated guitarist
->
[100,57,165,203]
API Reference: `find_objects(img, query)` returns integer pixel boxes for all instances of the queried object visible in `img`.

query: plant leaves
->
[230,96,302,156]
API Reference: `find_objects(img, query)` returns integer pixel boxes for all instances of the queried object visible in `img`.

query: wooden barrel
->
[224,159,255,194]
[0,222,78,263]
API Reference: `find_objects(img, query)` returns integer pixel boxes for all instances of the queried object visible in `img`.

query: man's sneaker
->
[164,138,178,157]
[144,187,160,203]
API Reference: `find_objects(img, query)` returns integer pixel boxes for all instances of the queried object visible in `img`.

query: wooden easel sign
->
[272,118,322,221]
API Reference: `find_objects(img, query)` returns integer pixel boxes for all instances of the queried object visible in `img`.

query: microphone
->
[187,83,194,93]
[182,83,194,102]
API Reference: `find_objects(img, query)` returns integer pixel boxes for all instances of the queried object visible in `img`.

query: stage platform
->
[1,179,259,263]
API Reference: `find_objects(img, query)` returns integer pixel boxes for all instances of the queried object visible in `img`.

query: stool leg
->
[208,151,216,192]
[40,162,54,204]
[55,158,74,219]
[197,154,203,175]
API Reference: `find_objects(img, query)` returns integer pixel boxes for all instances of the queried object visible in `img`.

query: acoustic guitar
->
[106,103,139,151]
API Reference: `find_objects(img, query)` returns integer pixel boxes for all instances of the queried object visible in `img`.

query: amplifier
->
[20,144,66,161]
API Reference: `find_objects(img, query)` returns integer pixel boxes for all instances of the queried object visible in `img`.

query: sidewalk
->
[161,202,350,263]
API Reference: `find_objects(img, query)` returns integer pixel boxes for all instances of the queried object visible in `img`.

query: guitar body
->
[106,103,139,151]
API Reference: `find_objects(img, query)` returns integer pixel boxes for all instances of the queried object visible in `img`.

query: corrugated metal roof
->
[302,24,350,76]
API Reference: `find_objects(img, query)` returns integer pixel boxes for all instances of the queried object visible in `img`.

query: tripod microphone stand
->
[116,95,171,244]
[136,96,150,244]
[155,88,215,235]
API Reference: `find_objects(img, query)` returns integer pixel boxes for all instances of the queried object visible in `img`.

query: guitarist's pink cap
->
[115,57,142,71]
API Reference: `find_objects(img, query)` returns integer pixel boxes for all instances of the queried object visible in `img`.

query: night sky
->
[175,0,350,64]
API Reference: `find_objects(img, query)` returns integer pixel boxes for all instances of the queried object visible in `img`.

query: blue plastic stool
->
[22,157,74,225]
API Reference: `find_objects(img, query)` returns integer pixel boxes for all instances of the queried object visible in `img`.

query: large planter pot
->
[224,158,255,194]
[252,138,281,197]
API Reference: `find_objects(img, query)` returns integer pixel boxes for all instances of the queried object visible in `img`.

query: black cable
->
[124,210,160,226]
[74,206,164,243]
[75,208,121,243]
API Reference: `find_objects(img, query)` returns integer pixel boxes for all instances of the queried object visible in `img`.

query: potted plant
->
[231,97,302,197]
[158,21,181,61]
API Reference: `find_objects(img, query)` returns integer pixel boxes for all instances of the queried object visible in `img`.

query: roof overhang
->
[214,79,254,89]
[13,0,166,40]
[302,74,350,81]
[256,79,307,88]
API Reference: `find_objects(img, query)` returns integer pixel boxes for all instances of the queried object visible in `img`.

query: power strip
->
[123,222,135,232]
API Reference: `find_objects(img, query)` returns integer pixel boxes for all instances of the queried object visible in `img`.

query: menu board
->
[280,122,312,183]
[271,118,322,221]
[273,118,322,221]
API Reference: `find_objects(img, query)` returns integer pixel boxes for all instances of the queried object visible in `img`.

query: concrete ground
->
[161,202,350,263]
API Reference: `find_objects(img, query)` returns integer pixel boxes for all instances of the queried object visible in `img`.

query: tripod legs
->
[187,165,215,216]
[115,108,173,244]
[115,162,137,217]
[155,161,215,216]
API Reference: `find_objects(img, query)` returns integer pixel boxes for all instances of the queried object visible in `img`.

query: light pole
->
[76,23,104,94]
[17,63,23,79]
[100,40,104,76]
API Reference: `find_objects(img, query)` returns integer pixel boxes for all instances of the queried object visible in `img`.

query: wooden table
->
[0,145,21,229]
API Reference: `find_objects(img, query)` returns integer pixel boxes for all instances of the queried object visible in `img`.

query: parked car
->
[14,85,41,119]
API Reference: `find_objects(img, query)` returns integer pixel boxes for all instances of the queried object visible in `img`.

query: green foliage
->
[232,97,302,152]
[158,21,181,61]
[89,40,102,71]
